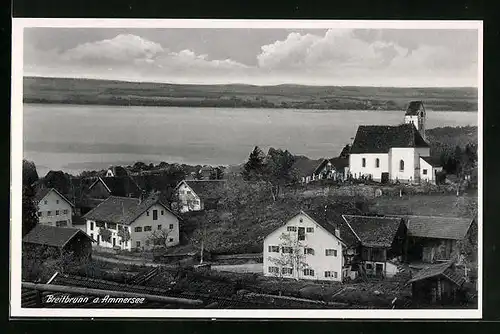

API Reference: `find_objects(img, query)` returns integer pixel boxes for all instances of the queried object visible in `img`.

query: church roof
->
[350,123,429,154]
[420,156,442,167]
[405,101,425,116]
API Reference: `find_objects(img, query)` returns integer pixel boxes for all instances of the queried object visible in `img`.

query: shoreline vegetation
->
[24,76,478,112]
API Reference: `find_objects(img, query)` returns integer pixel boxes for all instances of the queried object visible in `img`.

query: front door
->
[375,263,384,277]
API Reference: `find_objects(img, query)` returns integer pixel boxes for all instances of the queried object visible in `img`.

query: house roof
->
[82,195,177,225]
[408,261,466,286]
[23,224,95,248]
[180,180,226,200]
[401,215,473,240]
[313,157,349,175]
[90,176,142,198]
[292,158,325,177]
[405,101,425,116]
[350,123,429,154]
[33,188,74,207]
[107,165,129,177]
[342,215,405,248]
[420,156,442,168]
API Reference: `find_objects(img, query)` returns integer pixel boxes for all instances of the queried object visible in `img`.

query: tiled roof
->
[33,188,74,207]
[420,156,442,167]
[302,210,345,242]
[183,180,226,200]
[405,101,425,116]
[291,158,325,177]
[402,215,473,240]
[98,176,143,197]
[23,224,94,248]
[350,123,429,154]
[342,215,404,248]
[408,261,466,286]
[82,195,177,225]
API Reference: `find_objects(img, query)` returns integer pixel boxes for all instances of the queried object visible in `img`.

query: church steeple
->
[404,101,426,140]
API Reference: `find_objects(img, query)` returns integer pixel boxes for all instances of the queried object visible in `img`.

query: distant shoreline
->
[23,76,479,112]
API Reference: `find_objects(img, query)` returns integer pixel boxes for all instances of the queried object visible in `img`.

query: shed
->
[408,261,466,305]
[23,225,95,260]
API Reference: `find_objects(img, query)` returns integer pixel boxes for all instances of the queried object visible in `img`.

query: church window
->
[362,158,366,167]
[400,160,405,171]
[375,158,380,168]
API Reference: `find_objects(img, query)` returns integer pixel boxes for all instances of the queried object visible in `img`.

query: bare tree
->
[146,228,174,249]
[267,232,309,281]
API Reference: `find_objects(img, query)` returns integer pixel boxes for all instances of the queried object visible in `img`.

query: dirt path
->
[93,255,174,268]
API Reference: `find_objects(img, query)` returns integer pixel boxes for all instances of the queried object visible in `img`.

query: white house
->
[263,211,347,282]
[34,188,74,228]
[419,156,444,184]
[82,194,180,251]
[348,101,441,184]
[174,180,226,213]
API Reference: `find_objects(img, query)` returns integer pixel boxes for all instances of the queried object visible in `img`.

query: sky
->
[23,27,479,87]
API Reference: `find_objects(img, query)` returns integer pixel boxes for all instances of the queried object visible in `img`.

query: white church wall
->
[389,148,416,182]
[349,153,389,181]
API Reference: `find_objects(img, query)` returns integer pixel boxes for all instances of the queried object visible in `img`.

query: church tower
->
[404,101,426,140]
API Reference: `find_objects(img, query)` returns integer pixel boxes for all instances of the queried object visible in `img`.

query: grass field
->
[23,76,478,111]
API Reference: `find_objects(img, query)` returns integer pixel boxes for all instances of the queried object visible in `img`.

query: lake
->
[22,104,478,176]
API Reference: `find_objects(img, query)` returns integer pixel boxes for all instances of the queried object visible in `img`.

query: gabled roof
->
[342,215,405,248]
[291,158,324,177]
[177,180,226,200]
[420,156,442,168]
[408,261,466,286]
[89,176,142,198]
[350,123,429,154]
[33,188,74,207]
[107,165,129,177]
[23,224,95,248]
[82,195,178,225]
[400,215,473,240]
[405,101,425,116]
[313,157,349,175]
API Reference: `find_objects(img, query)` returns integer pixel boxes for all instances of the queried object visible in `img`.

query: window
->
[400,160,404,171]
[299,218,303,223]
[96,222,105,228]
[268,245,279,253]
[44,200,47,205]
[153,210,158,220]
[303,269,315,276]
[38,211,42,217]
[56,220,67,227]
[90,222,94,230]
[362,158,366,167]
[134,227,143,232]
[47,211,52,217]
[366,263,373,270]
[136,241,141,248]
[168,238,174,242]
[55,210,59,216]
[147,211,149,216]
[324,271,338,278]
[56,200,59,204]
[281,267,293,275]
[325,249,338,257]
[90,233,93,240]
[306,227,314,233]
[169,224,174,230]
[375,158,380,168]
[63,209,68,214]
[298,227,305,241]
[282,246,293,254]
[268,266,279,274]
[304,248,315,255]
[144,226,152,232]
[157,225,162,230]
[423,169,428,175]
[287,226,297,232]
[161,210,164,215]
[108,223,117,230]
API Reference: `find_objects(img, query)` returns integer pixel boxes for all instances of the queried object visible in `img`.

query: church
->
[348,101,443,184]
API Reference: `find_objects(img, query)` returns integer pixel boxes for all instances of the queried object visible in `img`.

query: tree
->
[267,232,309,281]
[23,159,39,186]
[43,170,71,194]
[117,225,131,245]
[242,146,266,181]
[339,144,351,159]
[99,227,112,243]
[263,148,296,201]
[146,228,174,249]
[22,185,39,237]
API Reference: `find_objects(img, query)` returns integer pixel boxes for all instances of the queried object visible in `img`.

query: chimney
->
[334,227,340,238]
